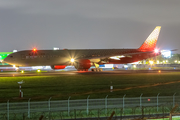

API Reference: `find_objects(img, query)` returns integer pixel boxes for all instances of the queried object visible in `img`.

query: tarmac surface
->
[0,69,180,77]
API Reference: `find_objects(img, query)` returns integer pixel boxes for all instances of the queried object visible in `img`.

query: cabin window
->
[81,55,85,57]
[21,54,25,59]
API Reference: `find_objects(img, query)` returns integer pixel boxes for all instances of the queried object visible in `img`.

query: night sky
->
[1,0,180,53]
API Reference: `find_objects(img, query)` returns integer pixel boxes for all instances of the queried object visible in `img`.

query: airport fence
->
[1,94,180,120]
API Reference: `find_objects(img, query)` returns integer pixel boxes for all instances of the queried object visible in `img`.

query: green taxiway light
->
[0,52,13,60]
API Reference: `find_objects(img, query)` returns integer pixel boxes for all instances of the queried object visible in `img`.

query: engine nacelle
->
[51,65,66,69]
[74,59,91,71]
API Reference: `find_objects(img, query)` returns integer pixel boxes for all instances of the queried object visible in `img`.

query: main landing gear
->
[77,69,89,71]
[91,68,103,72]
[77,68,103,72]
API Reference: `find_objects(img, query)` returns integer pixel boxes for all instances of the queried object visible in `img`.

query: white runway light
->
[154,49,159,53]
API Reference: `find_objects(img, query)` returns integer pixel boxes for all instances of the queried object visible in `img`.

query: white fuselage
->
[4,49,141,66]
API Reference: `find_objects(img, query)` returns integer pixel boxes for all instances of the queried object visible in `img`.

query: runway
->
[0,69,180,77]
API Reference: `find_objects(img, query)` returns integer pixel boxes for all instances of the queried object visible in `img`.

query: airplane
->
[4,26,161,71]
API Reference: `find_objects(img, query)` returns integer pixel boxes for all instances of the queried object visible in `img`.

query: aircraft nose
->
[4,56,12,64]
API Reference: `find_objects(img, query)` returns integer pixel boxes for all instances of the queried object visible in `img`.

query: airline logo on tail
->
[139,26,161,51]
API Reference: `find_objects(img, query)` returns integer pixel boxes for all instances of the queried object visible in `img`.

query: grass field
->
[147,118,180,120]
[1,71,180,102]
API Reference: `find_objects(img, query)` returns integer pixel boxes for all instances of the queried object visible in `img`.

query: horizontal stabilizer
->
[170,49,178,51]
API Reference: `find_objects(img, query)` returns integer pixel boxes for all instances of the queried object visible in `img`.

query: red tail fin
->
[139,26,161,51]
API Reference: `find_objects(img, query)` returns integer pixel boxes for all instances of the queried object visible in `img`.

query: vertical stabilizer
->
[139,26,161,50]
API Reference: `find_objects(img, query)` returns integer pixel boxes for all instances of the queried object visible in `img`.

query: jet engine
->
[51,65,66,69]
[74,59,91,71]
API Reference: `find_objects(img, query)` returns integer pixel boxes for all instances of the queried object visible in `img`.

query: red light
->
[54,65,66,69]
[33,48,37,52]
